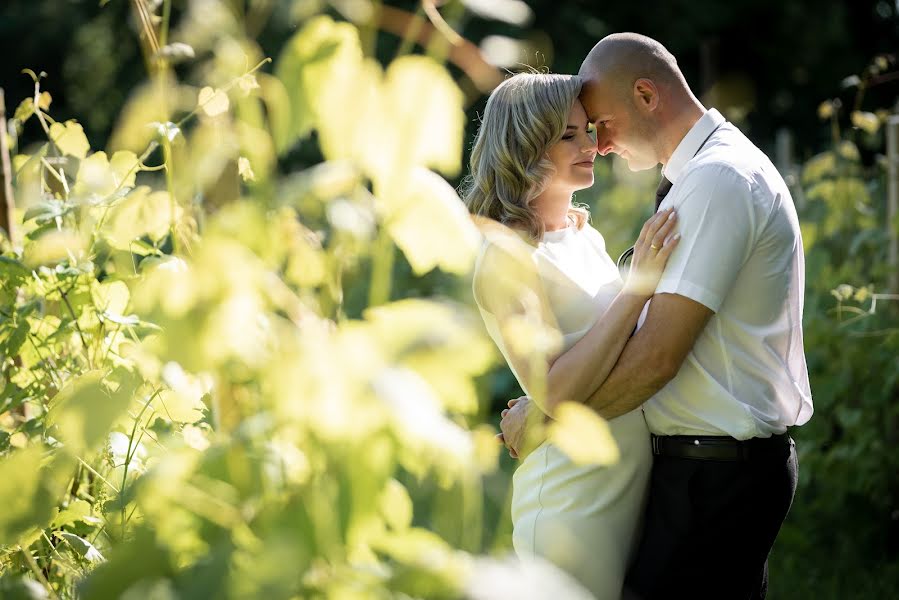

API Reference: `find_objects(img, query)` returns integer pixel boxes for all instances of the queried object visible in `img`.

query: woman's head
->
[461,73,593,242]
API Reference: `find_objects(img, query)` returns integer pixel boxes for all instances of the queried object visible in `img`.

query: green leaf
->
[73,150,140,199]
[198,86,230,117]
[380,478,413,531]
[104,186,178,250]
[91,280,130,317]
[47,370,139,456]
[384,168,480,276]
[274,15,363,148]
[2,317,30,358]
[13,98,34,123]
[52,499,99,529]
[0,256,30,283]
[49,120,90,159]
[152,389,206,424]
[58,532,106,563]
[547,402,620,466]
[0,446,56,546]
[22,198,67,224]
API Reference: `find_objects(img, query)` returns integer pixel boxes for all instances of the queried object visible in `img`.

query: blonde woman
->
[462,73,679,599]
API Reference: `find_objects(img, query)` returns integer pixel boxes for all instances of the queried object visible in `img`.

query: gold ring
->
[650,243,659,251]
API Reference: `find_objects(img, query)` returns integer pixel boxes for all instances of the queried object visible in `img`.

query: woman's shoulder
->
[574,222,607,251]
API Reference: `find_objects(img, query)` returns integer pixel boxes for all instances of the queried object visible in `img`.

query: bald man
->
[499,33,812,598]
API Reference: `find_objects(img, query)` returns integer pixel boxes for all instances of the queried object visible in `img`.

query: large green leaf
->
[0,446,57,546]
[49,120,90,159]
[274,15,363,150]
[47,370,139,456]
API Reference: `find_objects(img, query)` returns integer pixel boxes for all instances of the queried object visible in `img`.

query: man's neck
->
[658,101,706,166]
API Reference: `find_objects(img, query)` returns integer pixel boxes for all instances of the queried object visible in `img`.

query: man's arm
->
[585,291,713,419]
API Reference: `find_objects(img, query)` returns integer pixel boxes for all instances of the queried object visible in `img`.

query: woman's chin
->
[575,176,595,190]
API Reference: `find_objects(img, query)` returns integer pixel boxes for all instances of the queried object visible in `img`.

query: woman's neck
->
[532,187,573,232]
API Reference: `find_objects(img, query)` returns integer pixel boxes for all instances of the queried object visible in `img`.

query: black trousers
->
[625,436,798,599]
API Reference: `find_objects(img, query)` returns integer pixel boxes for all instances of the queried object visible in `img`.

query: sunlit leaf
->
[275,14,364,148]
[91,279,131,317]
[380,479,413,531]
[52,499,100,529]
[58,532,106,563]
[850,111,880,135]
[157,42,196,63]
[154,389,206,424]
[237,156,255,182]
[13,98,35,123]
[384,168,480,276]
[0,446,56,545]
[47,370,138,455]
[22,229,86,269]
[198,86,230,117]
[461,0,534,26]
[237,74,259,94]
[547,402,620,466]
[73,150,139,200]
[109,77,187,153]
[374,55,464,178]
[105,186,177,250]
[49,120,90,159]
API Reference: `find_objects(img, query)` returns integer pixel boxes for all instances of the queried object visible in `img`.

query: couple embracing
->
[462,33,813,599]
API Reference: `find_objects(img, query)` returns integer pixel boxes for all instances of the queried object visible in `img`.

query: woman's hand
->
[623,207,680,296]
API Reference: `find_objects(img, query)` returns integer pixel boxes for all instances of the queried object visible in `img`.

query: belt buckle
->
[651,435,660,455]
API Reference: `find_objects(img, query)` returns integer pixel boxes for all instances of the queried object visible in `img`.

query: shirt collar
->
[662,108,726,184]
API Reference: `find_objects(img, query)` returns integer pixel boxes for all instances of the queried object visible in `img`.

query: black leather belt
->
[651,432,793,461]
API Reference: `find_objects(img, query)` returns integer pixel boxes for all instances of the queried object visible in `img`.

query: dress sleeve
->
[472,236,560,402]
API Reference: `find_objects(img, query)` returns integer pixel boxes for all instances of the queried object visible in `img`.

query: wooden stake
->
[0,88,15,244]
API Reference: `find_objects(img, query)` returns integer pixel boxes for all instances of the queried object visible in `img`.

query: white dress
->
[473,223,652,600]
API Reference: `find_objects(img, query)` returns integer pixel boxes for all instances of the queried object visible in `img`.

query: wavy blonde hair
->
[461,73,590,242]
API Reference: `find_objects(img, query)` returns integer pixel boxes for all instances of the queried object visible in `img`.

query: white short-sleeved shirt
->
[641,108,814,439]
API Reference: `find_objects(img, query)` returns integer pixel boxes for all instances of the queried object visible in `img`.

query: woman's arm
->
[476,208,678,418]
[542,207,678,414]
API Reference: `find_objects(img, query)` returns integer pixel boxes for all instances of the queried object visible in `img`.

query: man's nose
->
[595,132,613,156]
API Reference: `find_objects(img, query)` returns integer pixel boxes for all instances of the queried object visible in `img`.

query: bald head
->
[579,33,687,98]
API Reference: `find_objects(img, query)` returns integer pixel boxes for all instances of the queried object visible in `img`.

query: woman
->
[462,73,679,599]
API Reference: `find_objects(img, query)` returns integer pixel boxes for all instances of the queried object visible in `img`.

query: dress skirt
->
[511,408,652,600]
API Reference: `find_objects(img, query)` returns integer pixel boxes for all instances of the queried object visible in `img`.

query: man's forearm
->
[584,325,674,419]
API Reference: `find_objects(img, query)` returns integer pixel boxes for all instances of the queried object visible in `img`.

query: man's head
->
[578,33,696,171]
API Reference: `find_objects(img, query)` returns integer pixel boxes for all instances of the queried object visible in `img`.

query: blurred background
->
[2,0,898,597]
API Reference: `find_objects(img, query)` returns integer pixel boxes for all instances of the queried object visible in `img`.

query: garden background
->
[0,0,897,598]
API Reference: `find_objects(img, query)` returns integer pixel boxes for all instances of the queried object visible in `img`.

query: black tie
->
[655,176,673,211]
[616,175,673,271]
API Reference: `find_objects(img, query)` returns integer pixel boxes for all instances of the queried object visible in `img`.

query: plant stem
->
[368,229,394,307]
[162,135,179,255]
[59,287,93,370]
[20,546,59,600]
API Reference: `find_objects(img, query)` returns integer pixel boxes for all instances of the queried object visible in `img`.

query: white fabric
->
[474,224,651,600]
[641,108,814,439]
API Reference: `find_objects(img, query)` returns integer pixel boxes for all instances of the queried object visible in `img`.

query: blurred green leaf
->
[0,446,57,546]
[49,121,90,159]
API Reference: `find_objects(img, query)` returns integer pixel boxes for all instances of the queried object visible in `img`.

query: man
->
[499,33,813,598]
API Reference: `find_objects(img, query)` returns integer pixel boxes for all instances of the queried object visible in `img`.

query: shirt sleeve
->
[655,163,757,312]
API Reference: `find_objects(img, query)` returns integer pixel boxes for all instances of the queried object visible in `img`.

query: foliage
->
[761,55,899,598]
[0,3,613,598]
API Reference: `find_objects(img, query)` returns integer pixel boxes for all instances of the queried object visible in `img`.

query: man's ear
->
[633,78,659,112]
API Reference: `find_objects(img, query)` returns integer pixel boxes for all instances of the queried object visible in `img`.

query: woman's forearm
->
[543,289,649,414]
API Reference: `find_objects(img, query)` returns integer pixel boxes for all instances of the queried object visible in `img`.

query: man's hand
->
[497,396,530,459]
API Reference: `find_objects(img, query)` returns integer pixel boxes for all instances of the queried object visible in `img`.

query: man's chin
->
[625,159,656,172]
